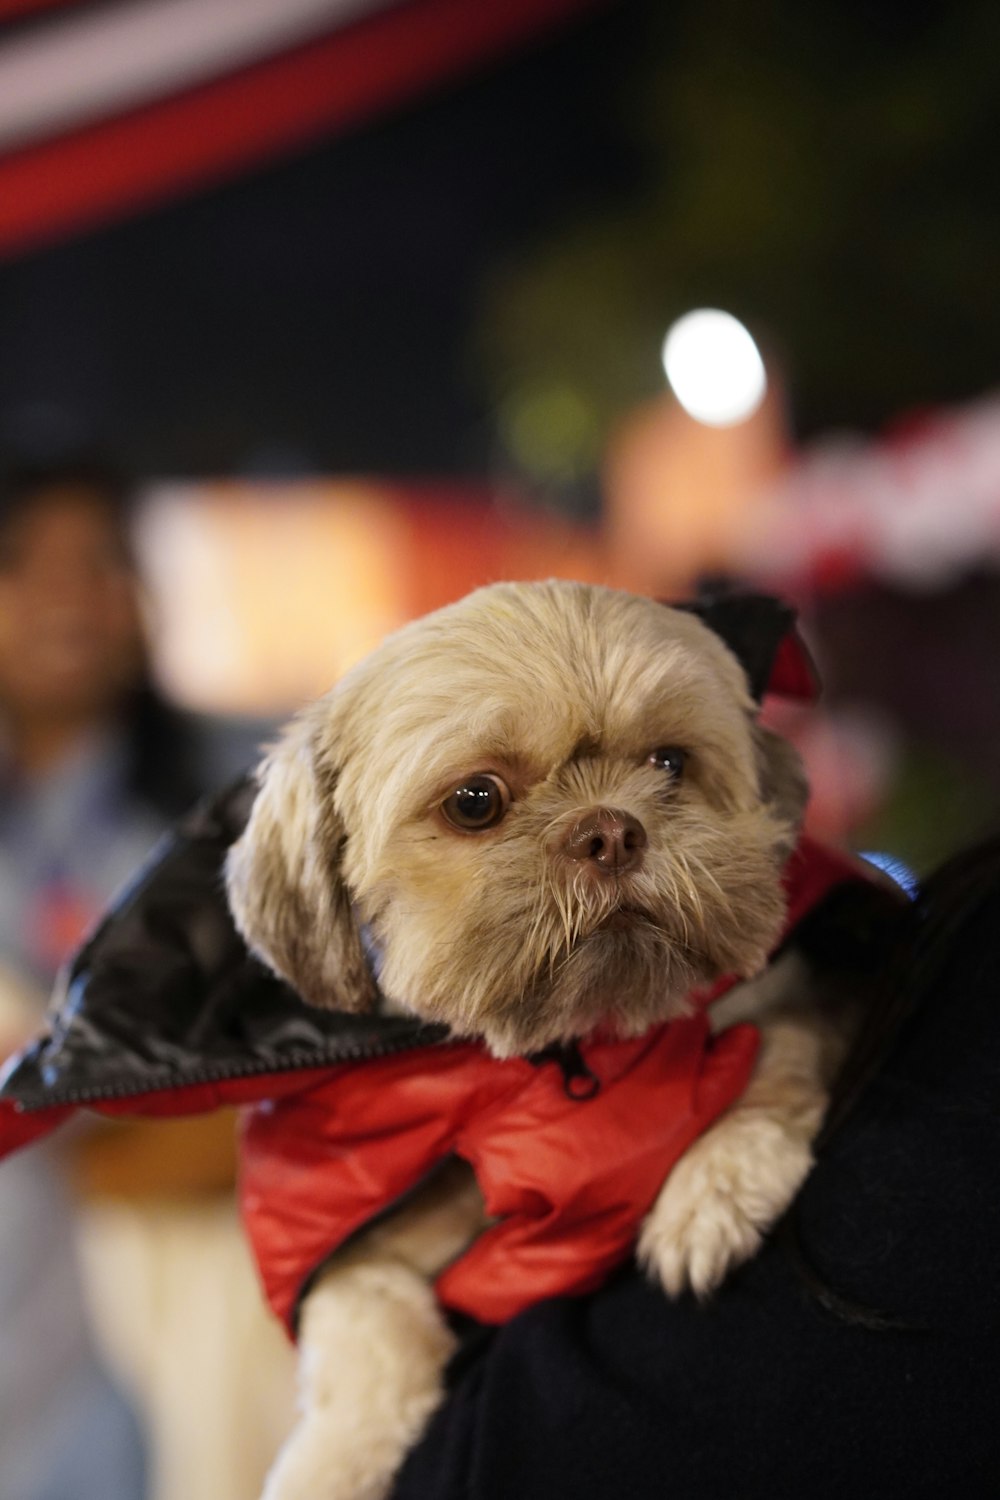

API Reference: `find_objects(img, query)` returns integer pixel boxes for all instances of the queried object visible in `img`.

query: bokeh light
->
[661,309,767,427]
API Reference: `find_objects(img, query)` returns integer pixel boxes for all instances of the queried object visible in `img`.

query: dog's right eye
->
[440,774,511,832]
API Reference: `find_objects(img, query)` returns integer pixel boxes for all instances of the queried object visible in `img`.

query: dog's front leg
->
[639,952,856,1299]
[262,1159,485,1500]
[261,1253,456,1500]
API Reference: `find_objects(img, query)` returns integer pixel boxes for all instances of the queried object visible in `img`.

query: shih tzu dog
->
[225,579,865,1500]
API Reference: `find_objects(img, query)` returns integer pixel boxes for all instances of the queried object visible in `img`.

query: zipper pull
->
[554,1041,600,1100]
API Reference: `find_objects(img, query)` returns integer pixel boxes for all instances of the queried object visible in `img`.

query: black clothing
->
[393,852,1000,1500]
[1,781,445,1112]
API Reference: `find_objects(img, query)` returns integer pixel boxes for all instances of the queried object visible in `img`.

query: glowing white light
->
[661,308,767,427]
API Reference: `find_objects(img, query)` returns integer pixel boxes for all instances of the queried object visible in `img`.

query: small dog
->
[226,580,858,1500]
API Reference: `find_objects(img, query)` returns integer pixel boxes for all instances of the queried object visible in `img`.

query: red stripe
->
[0,1067,345,1165]
[0,1095,73,1159]
[0,0,606,261]
[0,0,81,20]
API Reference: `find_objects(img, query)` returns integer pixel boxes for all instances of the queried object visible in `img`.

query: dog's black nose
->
[562,807,647,874]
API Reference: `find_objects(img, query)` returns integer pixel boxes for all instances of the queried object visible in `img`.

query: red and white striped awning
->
[0,0,604,261]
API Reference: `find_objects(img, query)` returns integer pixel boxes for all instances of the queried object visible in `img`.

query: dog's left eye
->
[440,774,511,831]
[648,746,686,778]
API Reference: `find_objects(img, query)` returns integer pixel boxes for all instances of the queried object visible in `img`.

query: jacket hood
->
[0,779,446,1113]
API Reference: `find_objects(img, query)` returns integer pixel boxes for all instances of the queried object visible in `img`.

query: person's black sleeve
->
[392,856,1000,1500]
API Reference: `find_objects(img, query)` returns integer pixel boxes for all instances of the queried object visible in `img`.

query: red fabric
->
[0,1094,73,1153]
[0,836,871,1333]
[767,631,819,702]
[0,0,75,20]
[241,1017,759,1330]
[0,1066,343,1165]
[779,834,871,923]
[0,0,606,261]
[243,835,868,1333]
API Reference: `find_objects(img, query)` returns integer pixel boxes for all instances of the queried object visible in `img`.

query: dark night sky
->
[0,2,646,477]
[0,0,994,481]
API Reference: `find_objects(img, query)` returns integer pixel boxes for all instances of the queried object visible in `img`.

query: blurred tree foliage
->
[473,0,1000,488]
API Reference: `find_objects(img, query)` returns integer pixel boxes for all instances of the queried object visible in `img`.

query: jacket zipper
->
[9,1026,455,1112]
[11,1030,604,1113]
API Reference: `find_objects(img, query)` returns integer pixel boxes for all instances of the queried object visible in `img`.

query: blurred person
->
[0,457,162,1500]
[0,458,204,985]
[0,457,294,1500]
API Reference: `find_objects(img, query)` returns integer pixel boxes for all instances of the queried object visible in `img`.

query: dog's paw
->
[260,1417,395,1500]
[638,1109,816,1299]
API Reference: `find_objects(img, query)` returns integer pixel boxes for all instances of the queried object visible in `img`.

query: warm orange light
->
[604,383,789,598]
[136,481,410,714]
[134,480,607,714]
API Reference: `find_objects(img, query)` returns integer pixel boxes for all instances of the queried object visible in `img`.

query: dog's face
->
[226,581,807,1057]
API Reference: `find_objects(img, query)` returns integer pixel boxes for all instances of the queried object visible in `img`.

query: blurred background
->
[0,0,997,1496]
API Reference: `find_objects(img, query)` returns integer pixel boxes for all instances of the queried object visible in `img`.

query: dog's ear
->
[676,590,818,705]
[752,724,809,857]
[225,715,377,1013]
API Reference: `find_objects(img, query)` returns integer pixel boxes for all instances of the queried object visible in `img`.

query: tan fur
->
[224,580,842,1500]
[228,582,802,1054]
[639,949,854,1297]
[261,1257,458,1500]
